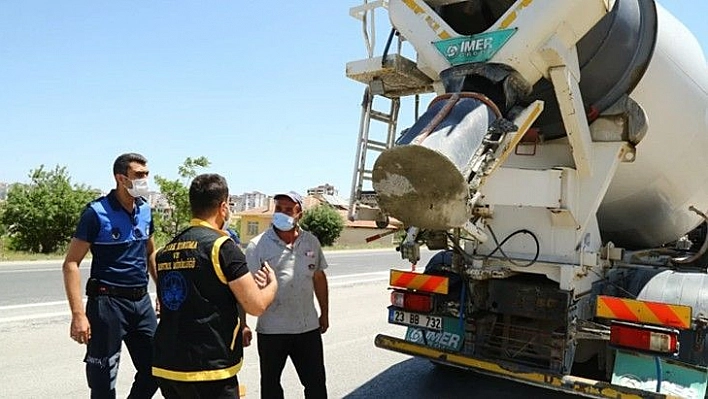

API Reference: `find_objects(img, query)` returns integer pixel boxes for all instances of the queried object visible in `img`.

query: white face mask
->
[222,209,231,230]
[126,177,149,198]
[272,212,295,231]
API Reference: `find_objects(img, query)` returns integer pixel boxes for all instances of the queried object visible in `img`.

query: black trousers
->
[84,294,158,399]
[157,376,239,399]
[257,329,327,399]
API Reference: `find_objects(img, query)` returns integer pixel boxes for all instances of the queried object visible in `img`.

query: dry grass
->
[0,239,398,262]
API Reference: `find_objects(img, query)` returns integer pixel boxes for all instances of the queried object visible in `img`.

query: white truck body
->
[346,1,708,397]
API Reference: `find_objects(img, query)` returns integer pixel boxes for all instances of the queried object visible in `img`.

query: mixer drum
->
[372,95,497,229]
[428,0,708,248]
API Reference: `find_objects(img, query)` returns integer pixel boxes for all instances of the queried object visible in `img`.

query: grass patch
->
[0,249,64,262]
[325,241,397,251]
[0,232,400,262]
[0,241,398,262]
[0,236,67,262]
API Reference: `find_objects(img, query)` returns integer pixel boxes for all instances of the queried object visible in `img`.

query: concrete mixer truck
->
[345,0,708,397]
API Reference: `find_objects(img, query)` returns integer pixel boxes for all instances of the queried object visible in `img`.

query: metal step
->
[348,88,400,223]
[346,54,434,98]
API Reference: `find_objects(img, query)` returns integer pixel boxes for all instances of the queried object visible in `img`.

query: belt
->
[87,283,148,301]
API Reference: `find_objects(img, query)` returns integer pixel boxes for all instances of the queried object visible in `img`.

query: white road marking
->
[0,268,64,273]
[0,300,66,310]
[1,272,392,323]
[0,312,68,323]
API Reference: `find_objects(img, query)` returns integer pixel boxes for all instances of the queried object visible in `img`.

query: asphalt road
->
[0,248,426,307]
[0,249,575,398]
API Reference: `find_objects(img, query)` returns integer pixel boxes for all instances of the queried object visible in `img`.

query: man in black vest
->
[152,173,277,398]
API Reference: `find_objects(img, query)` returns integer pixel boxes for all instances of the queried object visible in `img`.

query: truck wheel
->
[376,216,389,229]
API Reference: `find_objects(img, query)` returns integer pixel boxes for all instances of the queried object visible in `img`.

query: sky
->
[1,1,707,198]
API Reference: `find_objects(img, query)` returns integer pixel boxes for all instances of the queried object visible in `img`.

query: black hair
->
[190,173,229,218]
[113,153,148,175]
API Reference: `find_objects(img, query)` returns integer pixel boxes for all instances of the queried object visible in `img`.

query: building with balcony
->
[306,183,337,196]
[231,191,270,212]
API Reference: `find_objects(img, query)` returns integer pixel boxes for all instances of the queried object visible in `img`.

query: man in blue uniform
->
[152,173,277,398]
[62,152,158,399]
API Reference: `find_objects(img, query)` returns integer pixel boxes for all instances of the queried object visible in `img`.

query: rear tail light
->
[391,290,433,313]
[610,321,679,354]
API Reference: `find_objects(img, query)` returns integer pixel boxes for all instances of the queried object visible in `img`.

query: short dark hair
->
[113,153,148,175]
[190,173,229,218]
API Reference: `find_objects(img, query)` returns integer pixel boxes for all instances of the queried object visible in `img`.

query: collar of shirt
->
[265,226,302,248]
[106,189,145,220]
[189,218,229,236]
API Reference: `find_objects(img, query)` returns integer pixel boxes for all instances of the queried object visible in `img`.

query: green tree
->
[153,156,210,238]
[0,201,6,236]
[300,204,345,246]
[0,165,96,253]
[0,202,7,257]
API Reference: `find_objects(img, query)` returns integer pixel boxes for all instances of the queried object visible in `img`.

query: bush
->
[299,204,345,247]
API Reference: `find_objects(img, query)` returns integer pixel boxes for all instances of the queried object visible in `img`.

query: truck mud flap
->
[375,334,677,399]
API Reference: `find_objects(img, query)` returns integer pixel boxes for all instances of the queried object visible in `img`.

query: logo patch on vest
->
[160,271,188,311]
[111,228,121,240]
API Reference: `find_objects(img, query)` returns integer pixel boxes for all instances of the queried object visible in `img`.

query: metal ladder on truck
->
[346,0,434,227]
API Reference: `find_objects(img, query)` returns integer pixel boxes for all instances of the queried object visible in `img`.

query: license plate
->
[389,308,442,331]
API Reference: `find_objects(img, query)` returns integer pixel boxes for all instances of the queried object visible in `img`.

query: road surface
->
[0,249,574,398]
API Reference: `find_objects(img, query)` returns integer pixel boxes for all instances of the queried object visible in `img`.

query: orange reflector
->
[390,270,449,295]
[610,321,679,354]
[596,295,692,330]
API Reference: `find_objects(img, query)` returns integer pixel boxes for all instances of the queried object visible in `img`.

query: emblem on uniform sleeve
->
[160,271,188,311]
[111,228,121,240]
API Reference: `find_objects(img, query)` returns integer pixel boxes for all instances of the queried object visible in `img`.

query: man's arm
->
[146,236,160,315]
[228,264,277,316]
[313,270,329,334]
[239,305,253,347]
[62,238,91,344]
[146,236,158,283]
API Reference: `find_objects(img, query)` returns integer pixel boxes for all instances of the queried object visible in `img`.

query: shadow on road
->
[344,358,574,399]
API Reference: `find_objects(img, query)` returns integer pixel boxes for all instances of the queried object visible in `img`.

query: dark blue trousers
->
[257,329,327,399]
[85,294,158,399]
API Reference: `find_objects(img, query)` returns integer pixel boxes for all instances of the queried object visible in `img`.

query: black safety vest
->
[152,224,243,381]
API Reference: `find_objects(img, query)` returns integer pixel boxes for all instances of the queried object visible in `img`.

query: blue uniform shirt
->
[74,190,153,287]
[226,228,240,245]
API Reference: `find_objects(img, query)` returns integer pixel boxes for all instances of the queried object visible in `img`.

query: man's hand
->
[70,314,91,345]
[319,313,329,334]
[254,262,275,289]
[155,297,161,318]
[242,325,253,347]
[313,270,328,334]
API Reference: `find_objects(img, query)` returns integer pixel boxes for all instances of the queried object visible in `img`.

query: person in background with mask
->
[62,152,158,399]
[245,191,329,399]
